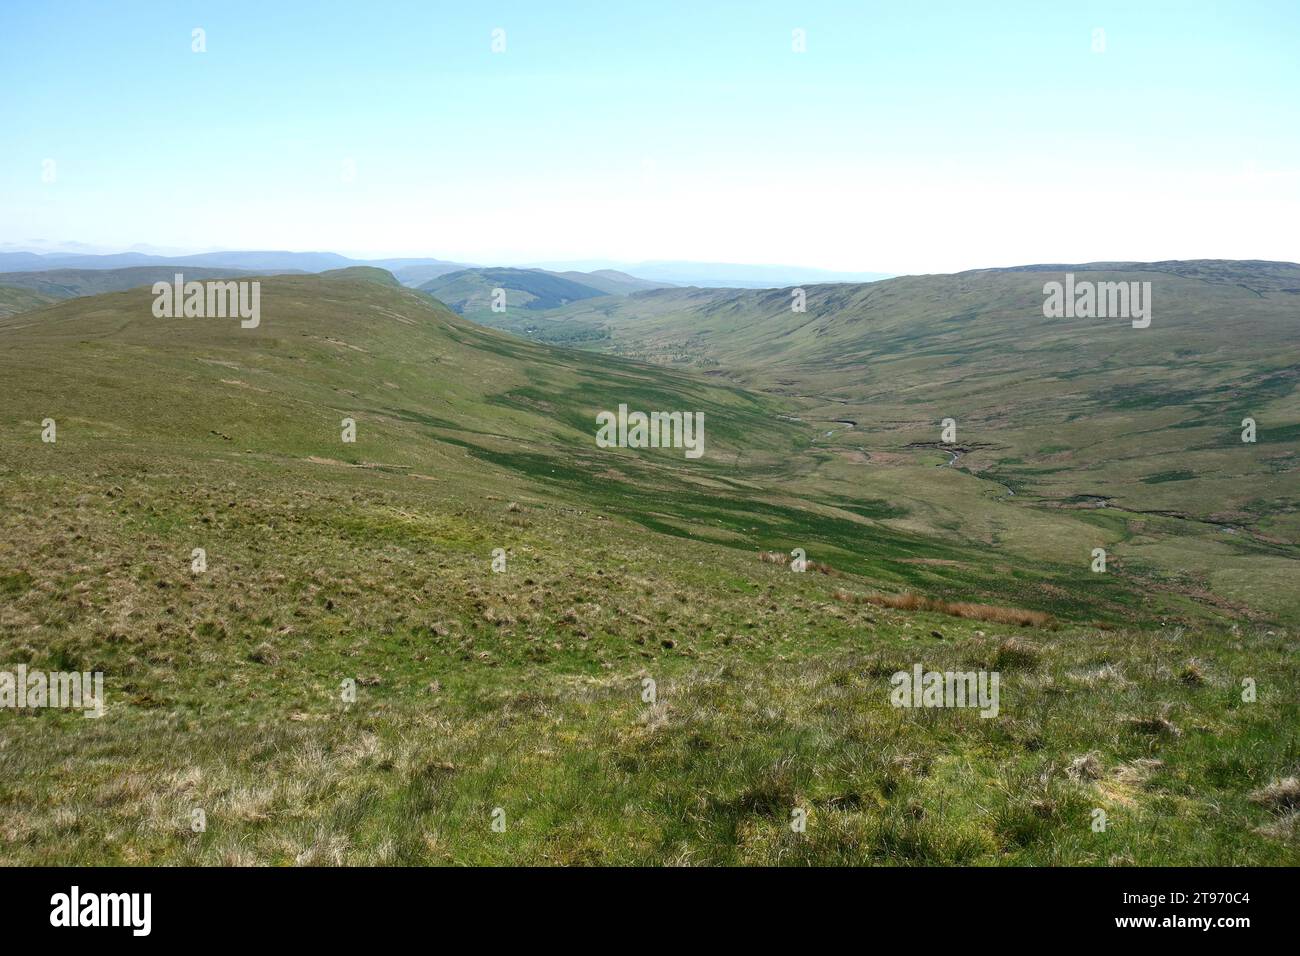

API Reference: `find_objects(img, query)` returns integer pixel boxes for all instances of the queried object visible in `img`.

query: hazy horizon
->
[6,240,1298,284]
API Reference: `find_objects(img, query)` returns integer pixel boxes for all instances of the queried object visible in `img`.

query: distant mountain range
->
[0,250,472,287]
[520,259,893,288]
[0,250,891,291]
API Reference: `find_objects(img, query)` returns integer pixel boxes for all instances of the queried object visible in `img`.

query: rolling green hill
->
[0,272,796,472]
[1,269,1296,866]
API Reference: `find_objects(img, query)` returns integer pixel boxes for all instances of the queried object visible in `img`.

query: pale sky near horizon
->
[2,0,1298,274]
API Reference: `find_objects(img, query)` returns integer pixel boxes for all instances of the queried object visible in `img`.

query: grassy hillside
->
[0,272,1296,865]
[528,262,1300,621]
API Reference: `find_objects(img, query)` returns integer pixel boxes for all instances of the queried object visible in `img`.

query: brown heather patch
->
[831,588,1052,628]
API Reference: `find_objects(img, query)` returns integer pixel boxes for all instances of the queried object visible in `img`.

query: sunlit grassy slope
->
[0,270,1296,865]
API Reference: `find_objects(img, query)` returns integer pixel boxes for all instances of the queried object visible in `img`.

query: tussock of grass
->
[1179,659,1206,686]
[1067,752,1104,782]
[1250,777,1300,813]
[992,637,1043,671]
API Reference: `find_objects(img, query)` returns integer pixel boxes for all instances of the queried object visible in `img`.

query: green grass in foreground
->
[0,463,1296,865]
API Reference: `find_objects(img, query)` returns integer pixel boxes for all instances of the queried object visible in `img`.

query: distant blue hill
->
[0,251,890,291]
[0,250,471,281]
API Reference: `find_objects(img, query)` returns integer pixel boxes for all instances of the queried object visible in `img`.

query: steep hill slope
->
[0,272,793,472]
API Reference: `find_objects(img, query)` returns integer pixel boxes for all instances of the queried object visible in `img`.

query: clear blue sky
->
[2,0,1297,272]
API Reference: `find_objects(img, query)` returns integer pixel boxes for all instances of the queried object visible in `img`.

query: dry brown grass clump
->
[830,588,1052,628]
[1067,752,1104,781]
[248,642,280,665]
[1113,758,1164,786]
[944,601,1051,627]
[1256,812,1300,842]
[1249,777,1300,812]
